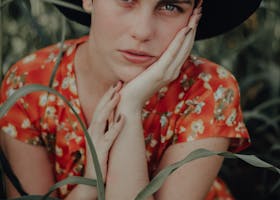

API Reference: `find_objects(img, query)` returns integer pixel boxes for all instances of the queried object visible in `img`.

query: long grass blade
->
[41,176,96,200]
[41,0,85,13]
[8,195,60,200]
[48,16,66,88]
[0,84,105,200]
[135,148,280,200]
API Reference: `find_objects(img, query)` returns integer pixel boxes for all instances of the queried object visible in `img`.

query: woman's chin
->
[114,65,147,83]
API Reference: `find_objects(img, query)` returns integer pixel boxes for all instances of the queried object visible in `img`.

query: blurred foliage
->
[0,0,279,199]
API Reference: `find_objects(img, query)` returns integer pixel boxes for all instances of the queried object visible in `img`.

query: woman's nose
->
[130,13,155,43]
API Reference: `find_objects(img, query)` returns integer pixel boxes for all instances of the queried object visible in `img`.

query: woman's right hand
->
[84,81,125,182]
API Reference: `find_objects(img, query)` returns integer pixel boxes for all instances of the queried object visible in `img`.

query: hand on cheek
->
[118,5,203,109]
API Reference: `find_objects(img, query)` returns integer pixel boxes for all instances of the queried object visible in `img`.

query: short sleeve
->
[172,61,250,153]
[0,64,44,146]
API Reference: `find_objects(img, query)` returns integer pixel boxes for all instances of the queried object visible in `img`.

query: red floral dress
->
[0,36,250,199]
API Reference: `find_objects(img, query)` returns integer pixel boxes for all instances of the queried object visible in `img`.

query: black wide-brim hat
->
[55,0,262,40]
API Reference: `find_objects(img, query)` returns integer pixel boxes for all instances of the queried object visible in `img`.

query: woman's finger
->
[95,81,122,113]
[154,26,191,72]
[170,9,202,78]
[89,92,120,135]
[104,114,125,149]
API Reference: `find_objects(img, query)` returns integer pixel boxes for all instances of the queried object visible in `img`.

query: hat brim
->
[55,0,262,40]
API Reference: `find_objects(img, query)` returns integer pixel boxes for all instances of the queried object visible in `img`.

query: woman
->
[0,0,262,199]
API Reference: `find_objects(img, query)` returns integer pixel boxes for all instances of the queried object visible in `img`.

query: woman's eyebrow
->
[158,0,192,5]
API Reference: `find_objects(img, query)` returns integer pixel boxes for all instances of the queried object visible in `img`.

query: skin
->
[1,0,230,199]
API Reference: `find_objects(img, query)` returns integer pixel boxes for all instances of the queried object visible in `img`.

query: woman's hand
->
[84,81,125,182]
[120,7,202,109]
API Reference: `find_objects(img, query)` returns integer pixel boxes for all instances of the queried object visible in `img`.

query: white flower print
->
[21,119,31,129]
[198,72,212,89]
[2,124,18,137]
[214,85,226,101]
[39,93,48,107]
[67,63,73,72]
[159,86,168,94]
[160,115,168,127]
[52,80,59,88]
[179,126,186,134]
[48,95,56,102]
[226,109,237,126]
[146,150,152,161]
[178,92,185,99]
[199,72,212,82]
[161,135,166,143]
[22,54,36,64]
[166,128,174,140]
[217,67,229,79]
[56,146,63,157]
[186,99,206,114]
[45,106,56,117]
[66,46,74,56]
[150,138,158,148]
[46,53,57,63]
[175,101,184,114]
[61,76,78,95]
[6,88,16,97]
[61,77,71,89]
[235,122,247,133]
[187,135,195,141]
[190,55,204,66]
[191,119,205,134]
[65,132,81,144]
[59,185,68,196]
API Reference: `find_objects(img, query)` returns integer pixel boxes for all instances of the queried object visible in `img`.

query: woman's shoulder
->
[178,55,241,96]
[183,55,238,84]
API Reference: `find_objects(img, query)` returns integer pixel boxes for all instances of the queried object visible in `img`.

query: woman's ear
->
[82,0,93,13]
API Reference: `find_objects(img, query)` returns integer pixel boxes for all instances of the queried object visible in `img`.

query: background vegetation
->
[0,0,279,199]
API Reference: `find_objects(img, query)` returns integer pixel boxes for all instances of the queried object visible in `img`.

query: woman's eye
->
[165,4,176,11]
[159,4,184,13]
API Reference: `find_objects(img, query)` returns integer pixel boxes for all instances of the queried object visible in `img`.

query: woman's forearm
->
[105,103,154,200]
[65,184,98,200]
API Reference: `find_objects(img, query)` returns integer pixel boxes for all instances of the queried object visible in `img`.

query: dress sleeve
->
[172,64,250,153]
[0,64,43,146]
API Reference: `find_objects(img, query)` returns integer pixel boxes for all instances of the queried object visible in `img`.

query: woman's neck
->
[74,37,118,97]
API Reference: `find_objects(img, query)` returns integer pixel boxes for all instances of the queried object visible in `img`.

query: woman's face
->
[89,0,196,82]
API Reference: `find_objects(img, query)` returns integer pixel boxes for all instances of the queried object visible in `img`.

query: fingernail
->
[116,114,122,123]
[185,28,192,36]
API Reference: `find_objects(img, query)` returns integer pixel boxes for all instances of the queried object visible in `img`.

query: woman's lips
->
[119,50,155,64]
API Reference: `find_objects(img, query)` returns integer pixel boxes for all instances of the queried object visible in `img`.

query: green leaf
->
[135,149,280,200]
[9,195,60,200]
[48,16,66,88]
[41,176,96,200]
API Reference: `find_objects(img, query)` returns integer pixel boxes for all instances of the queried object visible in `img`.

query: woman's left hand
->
[120,7,202,110]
